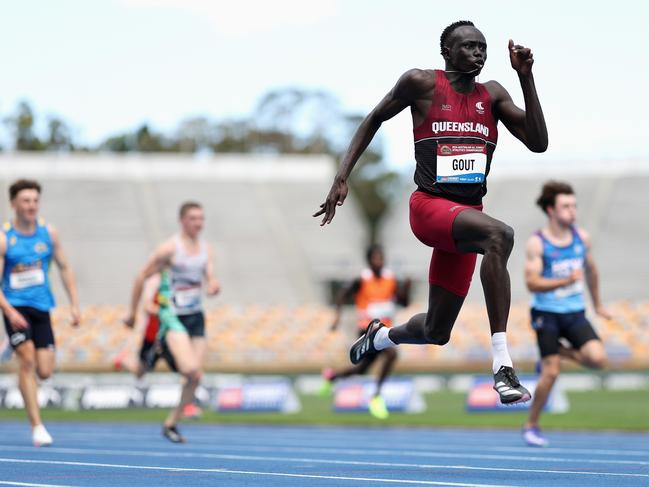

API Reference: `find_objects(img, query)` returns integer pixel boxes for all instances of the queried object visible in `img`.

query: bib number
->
[436,143,487,183]
[173,286,202,309]
[10,268,45,289]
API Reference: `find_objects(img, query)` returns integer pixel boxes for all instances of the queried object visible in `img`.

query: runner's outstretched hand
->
[313,179,348,226]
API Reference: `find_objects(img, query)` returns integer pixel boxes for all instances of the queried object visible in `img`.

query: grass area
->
[2,389,648,431]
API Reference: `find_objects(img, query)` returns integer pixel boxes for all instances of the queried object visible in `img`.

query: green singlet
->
[156,270,187,339]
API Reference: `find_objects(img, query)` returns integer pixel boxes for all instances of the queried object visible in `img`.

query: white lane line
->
[2,423,644,442]
[23,441,649,467]
[12,433,649,462]
[1,453,648,479]
[488,446,649,458]
[3,443,649,467]
[0,482,74,487]
[0,459,516,487]
[38,431,649,457]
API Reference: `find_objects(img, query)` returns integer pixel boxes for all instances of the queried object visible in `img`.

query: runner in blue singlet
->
[522,181,611,447]
[0,179,80,447]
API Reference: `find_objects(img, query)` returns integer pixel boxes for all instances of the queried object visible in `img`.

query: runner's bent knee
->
[584,350,607,369]
[36,366,53,380]
[485,222,514,255]
[177,357,201,380]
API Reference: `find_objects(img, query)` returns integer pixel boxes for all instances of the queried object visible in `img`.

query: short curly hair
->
[440,20,475,54]
[9,179,41,201]
[536,181,575,214]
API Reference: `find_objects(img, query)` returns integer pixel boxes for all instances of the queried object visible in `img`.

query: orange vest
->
[355,268,397,328]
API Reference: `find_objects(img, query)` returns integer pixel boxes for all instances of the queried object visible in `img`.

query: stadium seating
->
[8,300,645,372]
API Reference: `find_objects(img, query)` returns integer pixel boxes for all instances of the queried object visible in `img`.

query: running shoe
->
[493,366,531,404]
[523,427,549,447]
[318,367,335,396]
[182,403,203,420]
[0,338,12,363]
[162,425,186,443]
[349,319,383,365]
[368,395,389,419]
[32,424,53,447]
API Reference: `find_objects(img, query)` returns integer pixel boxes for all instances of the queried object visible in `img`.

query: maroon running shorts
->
[409,191,483,297]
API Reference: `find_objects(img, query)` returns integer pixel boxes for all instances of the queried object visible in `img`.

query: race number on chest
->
[10,265,45,289]
[436,143,487,183]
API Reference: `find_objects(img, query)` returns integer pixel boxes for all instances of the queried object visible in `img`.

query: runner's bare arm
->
[49,225,81,327]
[142,273,161,316]
[125,241,174,327]
[0,233,28,330]
[525,235,580,292]
[488,40,547,153]
[205,244,220,296]
[580,229,611,319]
[314,69,431,225]
[331,279,361,331]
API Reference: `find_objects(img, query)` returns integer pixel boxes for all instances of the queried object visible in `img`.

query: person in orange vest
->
[321,244,410,419]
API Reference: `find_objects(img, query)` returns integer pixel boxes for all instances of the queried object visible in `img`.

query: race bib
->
[173,285,202,309]
[554,280,584,299]
[436,143,487,183]
[367,301,396,321]
[10,268,45,289]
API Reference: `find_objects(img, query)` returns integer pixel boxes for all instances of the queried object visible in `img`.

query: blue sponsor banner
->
[437,173,485,183]
[215,379,300,413]
[466,375,569,413]
[333,377,425,413]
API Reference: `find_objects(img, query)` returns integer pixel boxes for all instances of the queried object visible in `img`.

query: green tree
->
[47,117,73,151]
[254,88,341,154]
[173,117,215,153]
[101,133,131,152]
[101,124,168,152]
[5,101,44,150]
[349,170,401,245]
[210,119,251,153]
[135,125,166,152]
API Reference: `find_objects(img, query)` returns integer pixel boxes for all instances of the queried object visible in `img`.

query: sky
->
[1,0,647,169]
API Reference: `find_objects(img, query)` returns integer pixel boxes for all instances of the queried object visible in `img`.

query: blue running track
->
[0,422,648,486]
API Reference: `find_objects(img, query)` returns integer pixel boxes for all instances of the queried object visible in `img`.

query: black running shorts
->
[531,308,600,358]
[3,306,54,350]
[156,312,205,373]
[178,312,205,338]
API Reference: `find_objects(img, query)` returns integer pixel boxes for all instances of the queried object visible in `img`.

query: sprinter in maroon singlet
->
[314,21,548,404]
